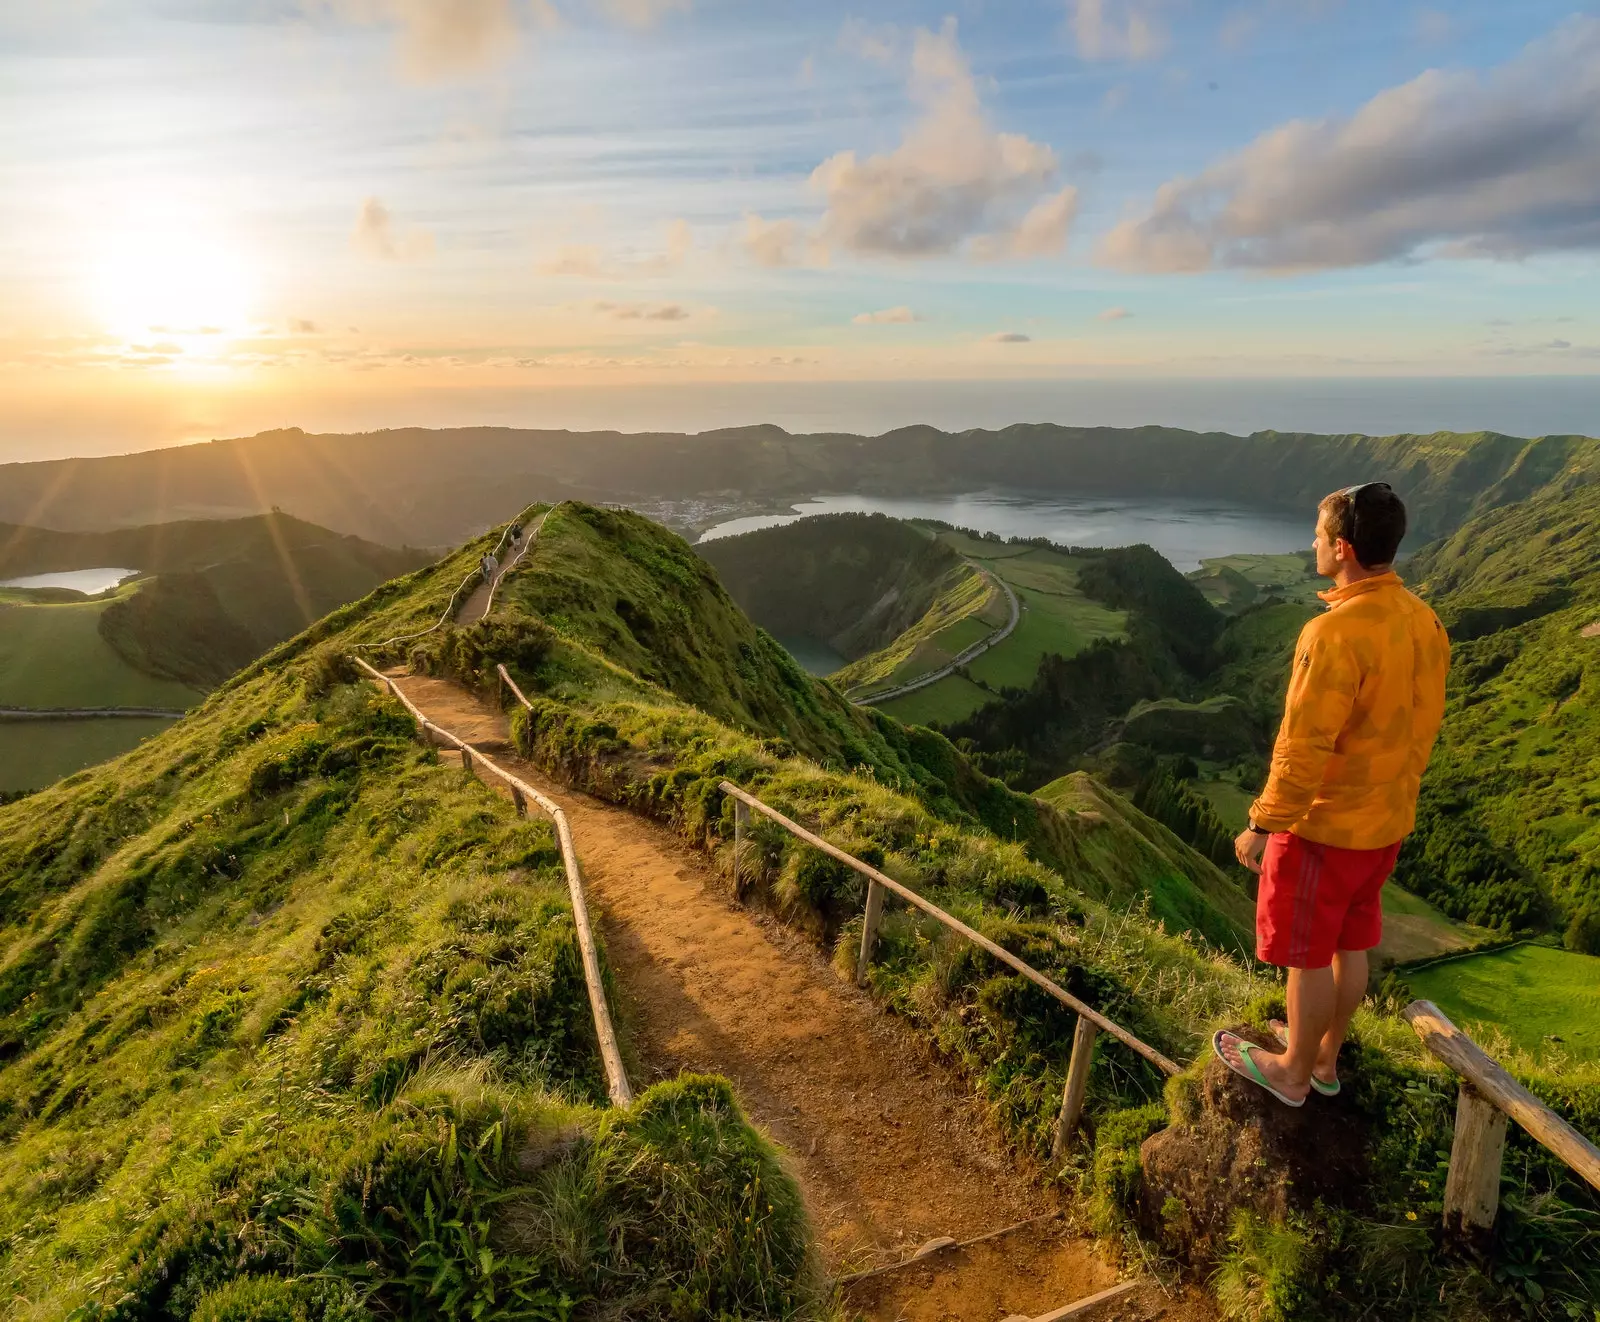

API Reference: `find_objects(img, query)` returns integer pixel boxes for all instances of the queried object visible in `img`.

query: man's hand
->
[1234,828,1268,874]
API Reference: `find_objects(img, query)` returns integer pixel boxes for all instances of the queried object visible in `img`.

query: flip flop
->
[1267,1020,1341,1097]
[1213,1030,1306,1108]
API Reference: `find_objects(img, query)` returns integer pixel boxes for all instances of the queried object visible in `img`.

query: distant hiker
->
[510,522,523,542]
[1216,483,1449,1107]
[481,552,499,579]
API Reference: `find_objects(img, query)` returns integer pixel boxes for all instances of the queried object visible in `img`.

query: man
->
[1215,482,1449,1106]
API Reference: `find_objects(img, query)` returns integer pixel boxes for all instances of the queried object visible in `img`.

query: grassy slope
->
[6,498,1596,1320]
[1188,551,1322,612]
[1032,772,1256,946]
[696,513,1006,700]
[392,502,1598,1320]
[0,512,426,581]
[0,717,178,793]
[1,514,434,696]
[1407,945,1600,1064]
[833,569,1005,695]
[0,526,817,1321]
[0,592,201,708]
[1395,484,1600,944]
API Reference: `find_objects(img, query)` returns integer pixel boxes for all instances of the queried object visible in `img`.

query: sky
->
[3,0,1600,461]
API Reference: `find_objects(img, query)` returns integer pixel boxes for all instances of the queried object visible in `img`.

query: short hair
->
[1318,482,1407,568]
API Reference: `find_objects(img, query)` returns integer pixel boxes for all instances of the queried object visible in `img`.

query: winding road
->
[849,566,1021,707]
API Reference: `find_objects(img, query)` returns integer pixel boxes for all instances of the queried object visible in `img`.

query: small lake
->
[698,493,1310,572]
[0,568,138,595]
[776,633,847,677]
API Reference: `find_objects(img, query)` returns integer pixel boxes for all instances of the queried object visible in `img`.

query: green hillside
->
[4,499,1597,1321]
[1033,772,1256,946]
[0,516,434,791]
[0,524,819,1320]
[1394,484,1600,950]
[382,502,1596,1320]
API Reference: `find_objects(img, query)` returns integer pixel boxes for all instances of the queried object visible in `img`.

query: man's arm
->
[1248,626,1360,833]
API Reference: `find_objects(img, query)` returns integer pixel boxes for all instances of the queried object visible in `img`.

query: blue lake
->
[696,493,1310,573]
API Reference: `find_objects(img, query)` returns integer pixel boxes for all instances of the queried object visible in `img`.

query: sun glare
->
[91,227,255,344]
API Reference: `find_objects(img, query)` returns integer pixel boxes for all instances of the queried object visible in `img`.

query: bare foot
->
[1269,1019,1339,1086]
[1219,1032,1311,1104]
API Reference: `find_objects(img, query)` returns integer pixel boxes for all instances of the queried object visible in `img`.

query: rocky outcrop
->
[1138,1026,1373,1264]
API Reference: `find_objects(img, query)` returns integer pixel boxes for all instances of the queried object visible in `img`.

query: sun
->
[91,226,255,343]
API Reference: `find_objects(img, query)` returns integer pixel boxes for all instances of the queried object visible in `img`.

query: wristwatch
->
[1247,820,1270,836]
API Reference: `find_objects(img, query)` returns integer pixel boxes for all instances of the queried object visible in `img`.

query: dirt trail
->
[384,671,1203,1317]
[457,514,539,626]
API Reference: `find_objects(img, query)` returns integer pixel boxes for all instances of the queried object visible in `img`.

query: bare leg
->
[1318,948,1367,1080]
[1220,965,1335,1101]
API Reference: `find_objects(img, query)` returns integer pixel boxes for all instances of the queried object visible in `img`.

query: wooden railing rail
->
[1403,999,1600,1235]
[351,655,632,1108]
[715,778,1180,1158]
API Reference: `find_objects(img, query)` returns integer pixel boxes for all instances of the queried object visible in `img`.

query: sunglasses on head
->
[1343,481,1393,502]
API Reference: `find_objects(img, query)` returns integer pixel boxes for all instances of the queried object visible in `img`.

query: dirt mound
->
[1138,1027,1372,1264]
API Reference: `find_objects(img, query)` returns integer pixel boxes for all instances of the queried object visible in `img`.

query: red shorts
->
[1256,832,1402,969]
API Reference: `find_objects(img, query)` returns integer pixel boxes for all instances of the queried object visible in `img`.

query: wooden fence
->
[1403,999,1600,1235]
[350,655,631,1108]
[715,779,1180,1159]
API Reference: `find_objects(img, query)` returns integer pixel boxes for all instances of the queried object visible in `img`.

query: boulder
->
[1138,1026,1372,1264]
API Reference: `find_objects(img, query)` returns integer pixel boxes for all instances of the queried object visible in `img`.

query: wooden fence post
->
[733,799,750,898]
[461,745,475,778]
[1052,1015,1099,1160]
[1444,1082,1508,1237]
[511,784,527,817]
[856,879,886,987]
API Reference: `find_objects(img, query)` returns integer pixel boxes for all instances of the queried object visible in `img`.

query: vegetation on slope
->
[0,533,819,1320]
[383,502,1599,1322]
[1381,484,1600,952]
[697,513,996,682]
[0,513,432,693]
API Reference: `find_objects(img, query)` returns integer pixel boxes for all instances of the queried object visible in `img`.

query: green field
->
[1189,550,1321,611]
[1191,774,1256,830]
[876,671,996,726]
[1407,944,1600,1063]
[0,717,179,792]
[0,595,201,708]
[929,538,1127,693]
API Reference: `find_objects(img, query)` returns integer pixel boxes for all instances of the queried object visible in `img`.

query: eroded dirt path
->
[384,670,1159,1315]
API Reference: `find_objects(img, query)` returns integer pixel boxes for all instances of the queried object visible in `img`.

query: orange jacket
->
[1249,572,1450,850]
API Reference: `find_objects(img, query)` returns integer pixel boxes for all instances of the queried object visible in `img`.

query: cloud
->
[596,0,690,28]
[985,331,1032,343]
[328,0,676,80]
[592,301,693,321]
[1070,0,1169,62]
[382,0,520,79]
[1100,17,1600,273]
[741,213,818,268]
[852,306,921,324]
[810,21,1072,260]
[351,197,434,260]
[1097,306,1132,320]
[974,186,1080,259]
[538,219,693,278]
[289,318,320,334]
